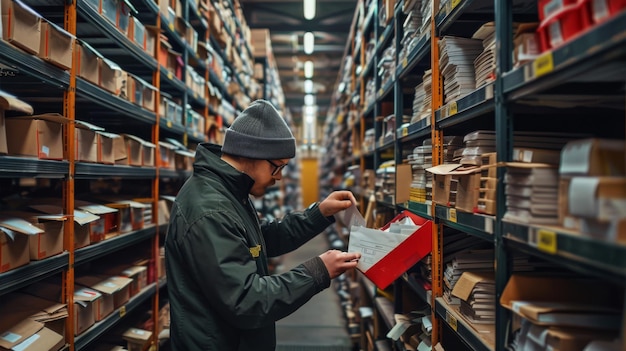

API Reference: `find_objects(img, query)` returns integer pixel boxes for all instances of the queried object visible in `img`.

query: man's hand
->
[318,191,357,217]
[319,250,361,279]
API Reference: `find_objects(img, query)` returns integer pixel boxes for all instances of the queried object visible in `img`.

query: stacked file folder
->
[504,164,560,225]
[438,36,483,103]
[452,271,496,324]
[472,22,496,88]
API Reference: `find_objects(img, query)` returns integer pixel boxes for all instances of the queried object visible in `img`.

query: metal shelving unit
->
[75,226,157,265]
[0,253,69,296]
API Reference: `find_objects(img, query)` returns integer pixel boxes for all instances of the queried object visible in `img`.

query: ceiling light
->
[304,94,315,105]
[304,60,314,78]
[303,32,314,54]
[304,0,316,20]
[304,79,313,93]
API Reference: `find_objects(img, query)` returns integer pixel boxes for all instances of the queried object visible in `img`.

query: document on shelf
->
[348,226,411,272]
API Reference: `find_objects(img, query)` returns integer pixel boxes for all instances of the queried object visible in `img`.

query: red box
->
[538,0,577,21]
[537,2,589,52]
[358,211,432,289]
[585,0,626,24]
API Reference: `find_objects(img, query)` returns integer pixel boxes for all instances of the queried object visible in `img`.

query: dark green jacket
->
[165,143,332,351]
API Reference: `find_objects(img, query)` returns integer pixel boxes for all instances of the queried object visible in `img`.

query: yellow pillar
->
[300,157,319,206]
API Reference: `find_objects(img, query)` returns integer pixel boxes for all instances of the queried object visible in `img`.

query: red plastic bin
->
[585,0,626,23]
[537,2,590,52]
[538,0,578,21]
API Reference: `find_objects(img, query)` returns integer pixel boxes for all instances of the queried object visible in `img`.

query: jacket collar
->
[193,143,255,201]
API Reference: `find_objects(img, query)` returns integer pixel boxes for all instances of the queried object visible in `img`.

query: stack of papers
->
[503,163,560,225]
[414,69,432,123]
[407,144,432,203]
[452,271,496,325]
[411,81,426,124]
[472,22,496,88]
[375,164,396,202]
[438,36,483,103]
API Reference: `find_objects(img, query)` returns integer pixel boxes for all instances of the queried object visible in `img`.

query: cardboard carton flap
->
[12,0,43,19]
[161,195,176,202]
[75,120,105,131]
[165,138,187,150]
[29,204,99,225]
[426,164,480,175]
[78,276,133,295]
[43,19,76,39]
[7,113,69,124]
[96,131,121,139]
[78,204,118,215]
[451,271,494,302]
[174,150,195,158]
[123,134,147,144]
[504,162,556,169]
[0,319,44,349]
[0,91,33,115]
[158,141,177,150]
[122,265,147,277]
[74,287,102,302]
[0,218,45,235]
[115,200,151,209]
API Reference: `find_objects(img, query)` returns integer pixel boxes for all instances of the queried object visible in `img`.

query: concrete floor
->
[275,234,353,351]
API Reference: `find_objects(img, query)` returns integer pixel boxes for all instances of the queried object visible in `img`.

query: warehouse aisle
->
[275,233,354,351]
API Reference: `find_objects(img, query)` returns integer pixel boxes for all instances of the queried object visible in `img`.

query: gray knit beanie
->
[222,100,296,159]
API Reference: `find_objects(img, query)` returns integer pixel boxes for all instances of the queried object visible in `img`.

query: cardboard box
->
[77,40,100,85]
[122,328,152,351]
[560,138,625,176]
[0,91,33,154]
[76,275,133,312]
[0,217,34,272]
[74,286,100,334]
[129,16,144,49]
[174,149,195,171]
[568,177,626,221]
[113,132,128,165]
[0,320,64,351]
[158,141,177,169]
[38,21,74,70]
[75,120,104,163]
[5,113,68,160]
[144,25,158,57]
[99,58,123,95]
[29,203,98,250]
[351,211,432,289]
[26,214,65,260]
[76,201,120,241]
[1,0,42,55]
[427,164,481,207]
[122,134,144,166]
[455,170,481,213]
[121,265,148,296]
[96,131,119,165]
[106,200,150,232]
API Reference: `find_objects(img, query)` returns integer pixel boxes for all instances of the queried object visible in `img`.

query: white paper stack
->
[411,81,426,123]
[407,145,432,203]
[438,36,483,103]
[503,164,560,225]
[452,271,496,324]
[472,22,496,88]
[417,69,432,122]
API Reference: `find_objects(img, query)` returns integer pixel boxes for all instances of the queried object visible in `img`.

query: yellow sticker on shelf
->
[378,88,383,97]
[167,71,173,80]
[183,133,188,145]
[401,127,408,137]
[446,311,458,331]
[379,34,384,43]
[119,306,126,317]
[533,52,554,78]
[168,22,174,31]
[402,57,408,69]
[449,101,458,116]
[167,120,172,128]
[451,0,461,9]
[537,229,557,254]
[449,208,457,223]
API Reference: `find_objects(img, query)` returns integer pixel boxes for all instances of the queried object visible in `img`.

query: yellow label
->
[446,311,458,331]
[167,71,173,80]
[402,57,408,69]
[379,34,384,43]
[250,244,261,258]
[449,208,457,223]
[533,52,554,78]
[167,120,172,128]
[183,133,188,145]
[449,101,458,116]
[451,0,461,9]
[378,88,383,97]
[119,306,126,317]
[401,127,408,137]
[168,22,174,31]
[537,229,557,254]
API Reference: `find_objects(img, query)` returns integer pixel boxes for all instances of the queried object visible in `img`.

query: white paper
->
[348,226,410,272]
[334,202,366,229]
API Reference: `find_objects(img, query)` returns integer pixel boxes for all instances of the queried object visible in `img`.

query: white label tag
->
[1,332,21,343]
[13,334,40,351]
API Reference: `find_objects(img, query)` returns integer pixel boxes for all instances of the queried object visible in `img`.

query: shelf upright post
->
[64,0,78,346]
[152,7,164,350]
[429,0,444,346]
[494,0,514,350]
[372,1,381,171]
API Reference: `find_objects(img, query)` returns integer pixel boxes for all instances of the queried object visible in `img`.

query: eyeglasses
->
[266,159,288,176]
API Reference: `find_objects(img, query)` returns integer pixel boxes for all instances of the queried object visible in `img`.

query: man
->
[165,99,361,350]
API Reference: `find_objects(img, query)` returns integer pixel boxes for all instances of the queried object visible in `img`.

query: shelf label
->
[448,208,457,223]
[168,22,174,31]
[537,229,557,254]
[484,217,494,234]
[448,101,458,116]
[427,204,432,217]
[119,306,126,317]
[451,0,461,9]
[533,52,554,78]
[445,311,458,331]
[166,120,172,128]
[379,34,384,43]
[167,71,173,80]
[378,88,383,97]
[402,57,408,69]
[183,133,188,145]
[401,127,408,137]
